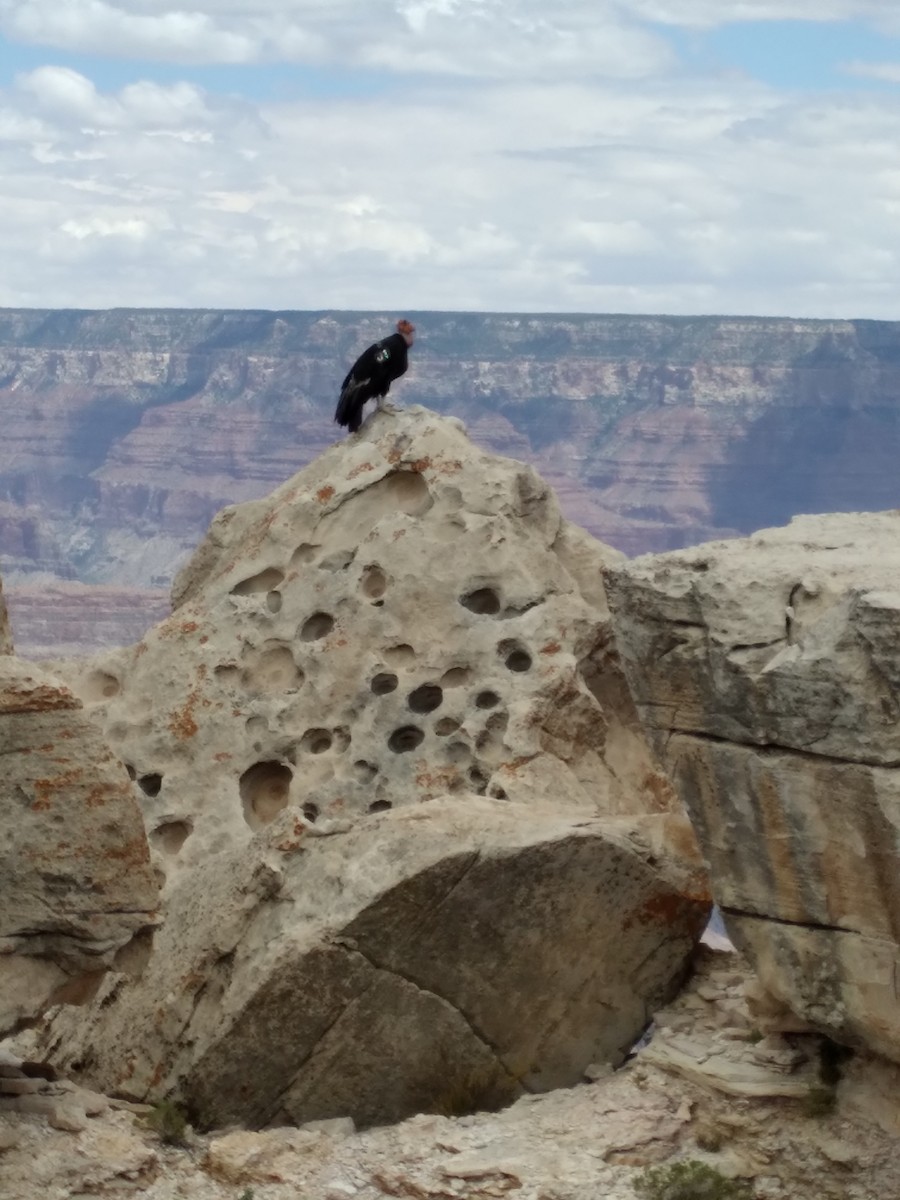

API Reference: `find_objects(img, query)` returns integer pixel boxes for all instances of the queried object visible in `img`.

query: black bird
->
[335,319,416,434]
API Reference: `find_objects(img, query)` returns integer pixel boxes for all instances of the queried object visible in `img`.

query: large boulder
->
[605,511,900,1062]
[0,657,159,1035]
[43,407,709,1128]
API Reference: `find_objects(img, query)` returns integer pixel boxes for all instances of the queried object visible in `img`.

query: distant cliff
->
[3,307,900,652]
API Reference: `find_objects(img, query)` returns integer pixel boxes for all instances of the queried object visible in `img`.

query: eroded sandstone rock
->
[0,657,159,1035]
[605,511,900,1063]
[7,949,900,1200]
[42,406,709,1128]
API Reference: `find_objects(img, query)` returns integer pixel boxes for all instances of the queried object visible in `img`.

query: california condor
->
[335,318,416,434]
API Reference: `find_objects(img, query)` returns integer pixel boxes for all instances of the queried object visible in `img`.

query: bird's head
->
[397,318,416,346]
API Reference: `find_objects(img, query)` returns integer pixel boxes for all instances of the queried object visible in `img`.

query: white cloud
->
[842,59,900,83]
[0,3,897,316]
[623,0,893,28]
[2,0,257,64]
[0,0,673,77]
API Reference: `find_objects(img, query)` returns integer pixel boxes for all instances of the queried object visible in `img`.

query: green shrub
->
[634,1159,753,1200]
[802,1084,837,1118]
[429,1064,520,1118]
[694,1124,724,1153]
[143,1098,189,1146]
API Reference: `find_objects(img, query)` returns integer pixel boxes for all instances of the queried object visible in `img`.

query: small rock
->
[696,985,722,1003]
[584,1063,613,1082]
[49,1104,89,1133]
[0,1126,20,1152]
[5,1094,57,1115]
[20,1061,58,1081]
[817,1136,860,1166]
[0,1076,44,1096]
[750,1035,808,1072]
[300,1116,356,1138]
[76,1090,110,1117]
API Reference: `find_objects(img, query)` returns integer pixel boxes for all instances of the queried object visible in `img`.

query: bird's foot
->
[376,399,401,414]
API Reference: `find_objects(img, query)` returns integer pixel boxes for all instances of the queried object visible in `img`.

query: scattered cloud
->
[625,0,895,30]
[0,1,897,315]
[842,59,900,83]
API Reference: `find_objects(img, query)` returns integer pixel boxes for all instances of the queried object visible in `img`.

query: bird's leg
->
[376,394,400,414]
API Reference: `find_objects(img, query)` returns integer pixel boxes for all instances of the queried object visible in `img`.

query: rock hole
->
[440,666,472,688]
[214,664,241,686]
[320,549,355,572]
[434,717,460,736]
[300,612,335,641]
[383,643,416,667]
[246,715,269,738]
[150,820,192,857]
[232,567,285,596]
[354,760,379,782]
[371,672,399,695]
[499,640,533,672]
[138,773,163,797]
[361,565,387,599]
[240,761,293,831]
[468,766,489,794]
[502,598,542,619]
[388,726,425,753]
[475,690,500,709]
[476,711,509,763]
[290,543,320,567]
[83,670,121,702]
[489,785,509,800]
[446,740,472,765]
[302,803,320,823]
[300,728,333,755]
[408,684,443,714]
[267,591,283,613]
[384,470,433,514]
[244,644,304,694]
[460,587,501,616]
[369,799,393,813]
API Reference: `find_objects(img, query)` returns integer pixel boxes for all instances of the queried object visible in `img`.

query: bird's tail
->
[334,380,369,433]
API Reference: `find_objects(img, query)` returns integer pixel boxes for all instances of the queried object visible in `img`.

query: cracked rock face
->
[0,656,159,1036]
[605,511,900,1063]
[42,406,709,1129]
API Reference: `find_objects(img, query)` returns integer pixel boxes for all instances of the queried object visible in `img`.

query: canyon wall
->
[3,308,900,652]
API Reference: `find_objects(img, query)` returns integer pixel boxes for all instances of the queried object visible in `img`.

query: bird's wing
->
[344,342,382,386]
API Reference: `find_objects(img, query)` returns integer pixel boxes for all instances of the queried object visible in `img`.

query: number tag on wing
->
[375,347,391,363]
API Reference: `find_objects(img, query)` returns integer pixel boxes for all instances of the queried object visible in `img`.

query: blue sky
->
[668,19,897,89]
[0,2,897,317]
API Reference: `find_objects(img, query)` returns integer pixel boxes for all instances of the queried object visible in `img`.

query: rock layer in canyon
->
[606,511,900,1063]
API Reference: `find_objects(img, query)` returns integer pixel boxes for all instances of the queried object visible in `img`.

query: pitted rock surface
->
[41,407,709,1128]
[606,511,900,1064]
[0,656,159,1035]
